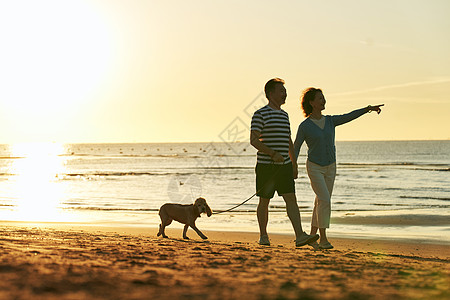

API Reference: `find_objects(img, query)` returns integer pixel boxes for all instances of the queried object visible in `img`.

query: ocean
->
[1,140,449,244]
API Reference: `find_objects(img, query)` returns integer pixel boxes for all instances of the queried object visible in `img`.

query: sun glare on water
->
[7,143,74,222]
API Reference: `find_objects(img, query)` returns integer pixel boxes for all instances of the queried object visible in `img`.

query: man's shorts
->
[255,162,295,199]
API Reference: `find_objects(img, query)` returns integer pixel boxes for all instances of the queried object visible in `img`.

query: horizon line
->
[1,138,449,145]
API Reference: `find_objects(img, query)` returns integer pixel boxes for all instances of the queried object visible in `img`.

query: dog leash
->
[211,191,258,215]
[212,163,285,215]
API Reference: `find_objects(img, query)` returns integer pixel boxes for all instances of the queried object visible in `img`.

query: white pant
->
[306,160,336,229]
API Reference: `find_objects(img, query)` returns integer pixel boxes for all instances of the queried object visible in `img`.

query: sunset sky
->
[1,0,449,144]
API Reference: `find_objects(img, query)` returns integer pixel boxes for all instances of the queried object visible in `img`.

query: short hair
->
[264,78,285,99]
[301,87,322,117]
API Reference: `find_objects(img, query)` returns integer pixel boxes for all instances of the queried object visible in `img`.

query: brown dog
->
[157,197,212,240]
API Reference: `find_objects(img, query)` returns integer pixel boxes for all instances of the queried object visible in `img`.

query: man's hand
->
[271,151,285,163]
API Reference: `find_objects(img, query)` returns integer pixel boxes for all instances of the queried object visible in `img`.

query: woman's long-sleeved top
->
[294,108,368,166]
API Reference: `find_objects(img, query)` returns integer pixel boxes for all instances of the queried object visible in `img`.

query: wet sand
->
[0,223,449,299]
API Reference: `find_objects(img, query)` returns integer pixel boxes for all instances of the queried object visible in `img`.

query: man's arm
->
[250,130,284,163]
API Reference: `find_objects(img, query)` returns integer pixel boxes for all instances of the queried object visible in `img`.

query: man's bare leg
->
[257,197,270,238]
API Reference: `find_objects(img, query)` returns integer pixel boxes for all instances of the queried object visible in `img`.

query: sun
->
[0,1,113,138]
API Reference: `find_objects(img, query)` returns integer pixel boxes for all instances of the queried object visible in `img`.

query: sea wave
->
[60,153,182,158]
[63,206,263,213]
[64,206,159,212]
[57,168,252,178]
[0,153,252,160]
[58,153,254,159]
[338,162,450,171]
[399,196,450,201]
[0,166,255,178]
[58,206,450,213]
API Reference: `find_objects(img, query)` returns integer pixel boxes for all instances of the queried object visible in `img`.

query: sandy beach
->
[0,222,448,300]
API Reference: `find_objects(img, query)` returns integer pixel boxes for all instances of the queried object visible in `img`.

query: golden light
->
[0,1,113,142]
[7,142,73,222]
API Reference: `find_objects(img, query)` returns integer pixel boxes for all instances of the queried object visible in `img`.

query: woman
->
[293,88,383,249]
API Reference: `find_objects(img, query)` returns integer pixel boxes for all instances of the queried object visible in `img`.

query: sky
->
[0,0,449,144]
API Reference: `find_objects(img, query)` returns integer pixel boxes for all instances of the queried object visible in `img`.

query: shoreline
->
[2,217,449,246]
[2,220,449,256]
[1,222,449,299]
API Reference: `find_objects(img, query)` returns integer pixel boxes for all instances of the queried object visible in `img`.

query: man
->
[250,78,319,247]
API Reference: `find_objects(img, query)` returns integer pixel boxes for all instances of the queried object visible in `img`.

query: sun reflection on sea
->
[6,142,75,222]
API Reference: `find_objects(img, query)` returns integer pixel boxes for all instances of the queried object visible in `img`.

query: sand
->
[0,223,449,300]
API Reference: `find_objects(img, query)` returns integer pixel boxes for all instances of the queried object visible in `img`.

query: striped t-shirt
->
[251,105,291,165]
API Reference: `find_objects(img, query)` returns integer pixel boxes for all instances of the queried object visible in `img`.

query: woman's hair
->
[301,87,322,117]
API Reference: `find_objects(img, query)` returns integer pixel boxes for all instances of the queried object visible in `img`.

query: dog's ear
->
[205,203,212,217]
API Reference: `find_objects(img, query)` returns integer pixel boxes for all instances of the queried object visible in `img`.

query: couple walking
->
[250,78,383,249]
